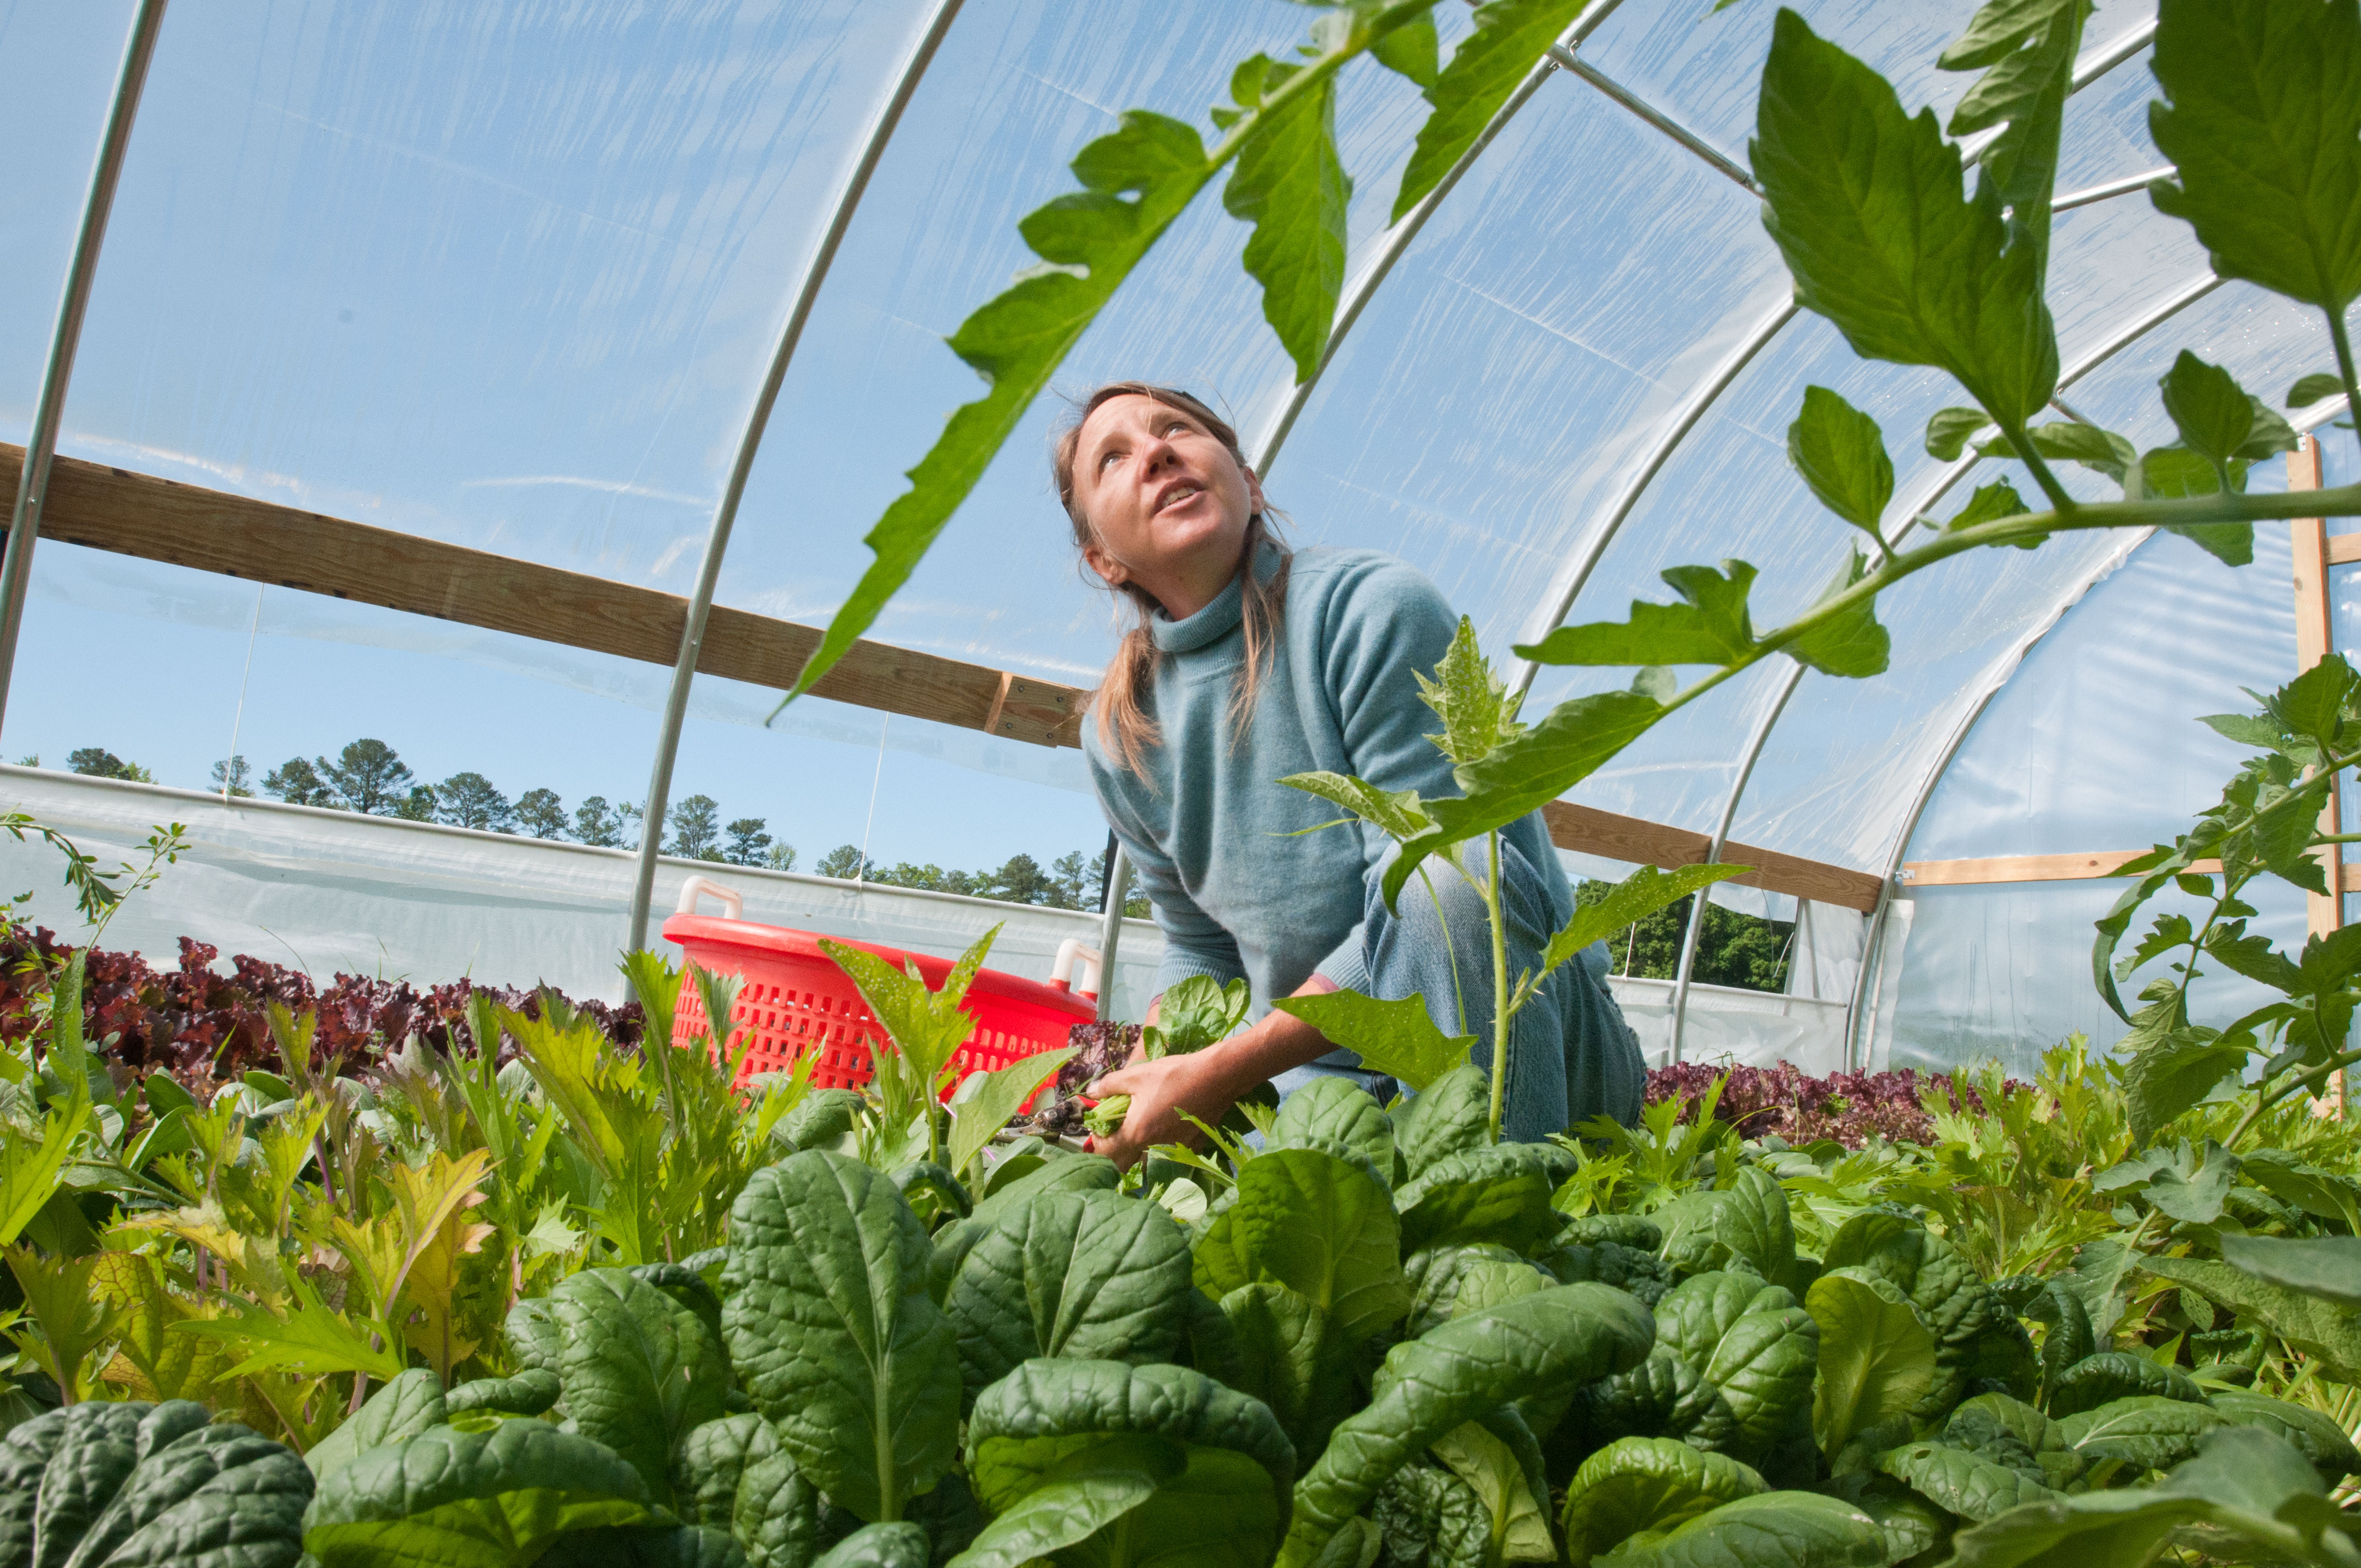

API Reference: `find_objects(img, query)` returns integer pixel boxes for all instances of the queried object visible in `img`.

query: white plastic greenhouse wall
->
[2,0,2353,1082]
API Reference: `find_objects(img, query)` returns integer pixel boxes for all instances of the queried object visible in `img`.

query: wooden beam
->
[2324,530,2361,567]
[3,443,1086,748]
[1901,850,2227,886]
[15,441,1894,912]
[1541,801,1884,912]
[2289,436,2345,1114]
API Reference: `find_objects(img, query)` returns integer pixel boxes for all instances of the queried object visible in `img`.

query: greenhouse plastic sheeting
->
[3,766,1887,1069]
[0,767,1163,1019]
[1,0,2350,1070]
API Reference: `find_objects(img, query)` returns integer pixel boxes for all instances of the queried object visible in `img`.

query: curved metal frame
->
[1662,265,2230,1061]
[626,0,966,951]
[1251,0,1627,476]
[0,0,170,738]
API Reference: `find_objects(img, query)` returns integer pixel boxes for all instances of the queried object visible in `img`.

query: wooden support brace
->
[2289,435,2346,1114]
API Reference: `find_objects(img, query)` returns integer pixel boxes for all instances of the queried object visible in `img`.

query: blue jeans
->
[1272,840,1647,1141]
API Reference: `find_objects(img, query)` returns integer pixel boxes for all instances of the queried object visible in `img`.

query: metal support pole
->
[1094,845,1132,1023]
[0,0,170,737]
[1667,664,1798,1061]
[626,0,964,952]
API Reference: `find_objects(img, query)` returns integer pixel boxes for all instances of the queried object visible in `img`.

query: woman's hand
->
[1086,976,1341,1169]
[1087,1047,1241,1170]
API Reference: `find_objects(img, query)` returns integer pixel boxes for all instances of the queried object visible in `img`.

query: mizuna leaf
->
[1277,1284,1656,1566]
[1225,71,1351,382]
[1540,864,1754,979]
[1395,0,1592,220]
[1788,386,1894,534]
[1516,562,1760,668]
[1751,8,2058,428]
[721,1151,960,1522]
[1269,991,1473,1092]
[1787,547,1891,679]
[2148,0,2361,318]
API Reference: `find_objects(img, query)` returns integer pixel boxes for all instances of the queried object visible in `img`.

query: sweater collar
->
[1149,538,1282,655]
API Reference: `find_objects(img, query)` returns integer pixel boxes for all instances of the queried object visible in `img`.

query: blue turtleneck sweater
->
[1082,544,1574,1011]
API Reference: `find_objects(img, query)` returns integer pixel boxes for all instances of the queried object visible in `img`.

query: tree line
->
[42,739,1143,913]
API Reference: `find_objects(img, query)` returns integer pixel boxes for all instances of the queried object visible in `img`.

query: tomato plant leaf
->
[1927,406,1995,460]
[1270,990,1473,1092]
[1370,10,1440,89]
[2149,0,2361,319]
[1788,548,1891,678]
[1416,616,1525,767]
[1751,8,2058,429]
[1395,0,1591,221]
[1943,0,2086,279]
[1515,562,1759,669]
[2291,371,2347,408]
[2158,351,2258,464]
[1225,70,1351,382]
[1788,386,1894,536]
[1539,864,1753,980]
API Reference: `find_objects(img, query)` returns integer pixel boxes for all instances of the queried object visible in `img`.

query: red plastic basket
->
[661,895,1095,1107]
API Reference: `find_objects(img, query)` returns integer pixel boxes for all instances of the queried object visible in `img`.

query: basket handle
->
[674,874,743,921]
[1049,938,1102,1000]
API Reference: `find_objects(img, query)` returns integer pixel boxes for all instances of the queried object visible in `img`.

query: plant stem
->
[1416,864,1471,1038]
[1486,830,1510,1144]
[2227,1046,2361,1148]
[2001,426,2077,514]
[2329,309,2361,436]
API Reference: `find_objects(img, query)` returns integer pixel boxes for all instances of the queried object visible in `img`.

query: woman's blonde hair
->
[1053,382,1292,775]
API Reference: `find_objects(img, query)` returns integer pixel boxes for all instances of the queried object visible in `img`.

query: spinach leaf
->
[1394,1143,1572,1254]
[25,1407,311,1568]
[1592,1490,1887,1567]
[2044,1352,2205,1419]
[551,1267,732,1506]
[946,1431,1183,1568]
[1264,1078,1395,1178]
[1217,1282,1359,1460]
[302,1420,660,1567]
[1807,1270,1938,1460]
[2055,1396,2229,1471]
[1391,1065,1494,1178]
[815,1522,932,1567]
[946,1190,1193,1411]
[2210,1389,2361,1484]
[965,1360,1294,1568]
[1560,1436,1769,1566]
[306,1371,448,1481]
[723,1151,960,1523]
[1371,1464,1491,1568]
[1145,977,1250,1061]
[1653,1272,1820,1462]
[1878,1440,2054,1523]
[539,1523,752,1567]
[1193,1147,1410,1344]
[1280,1284,1655,1565]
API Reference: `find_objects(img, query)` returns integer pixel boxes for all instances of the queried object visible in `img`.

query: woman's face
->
[1073,394,1265,621]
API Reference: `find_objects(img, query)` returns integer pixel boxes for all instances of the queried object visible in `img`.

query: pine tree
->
[512,788,566,839]
[263,757,334,807]
[436,772,511,831]
[723,818,772,865]
[317,739,414,814]
[668,794,722,859]
[210,756,254,797]
[572,796,622,847]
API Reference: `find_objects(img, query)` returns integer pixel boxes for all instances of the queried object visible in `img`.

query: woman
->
[1061,383,1643,1167]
